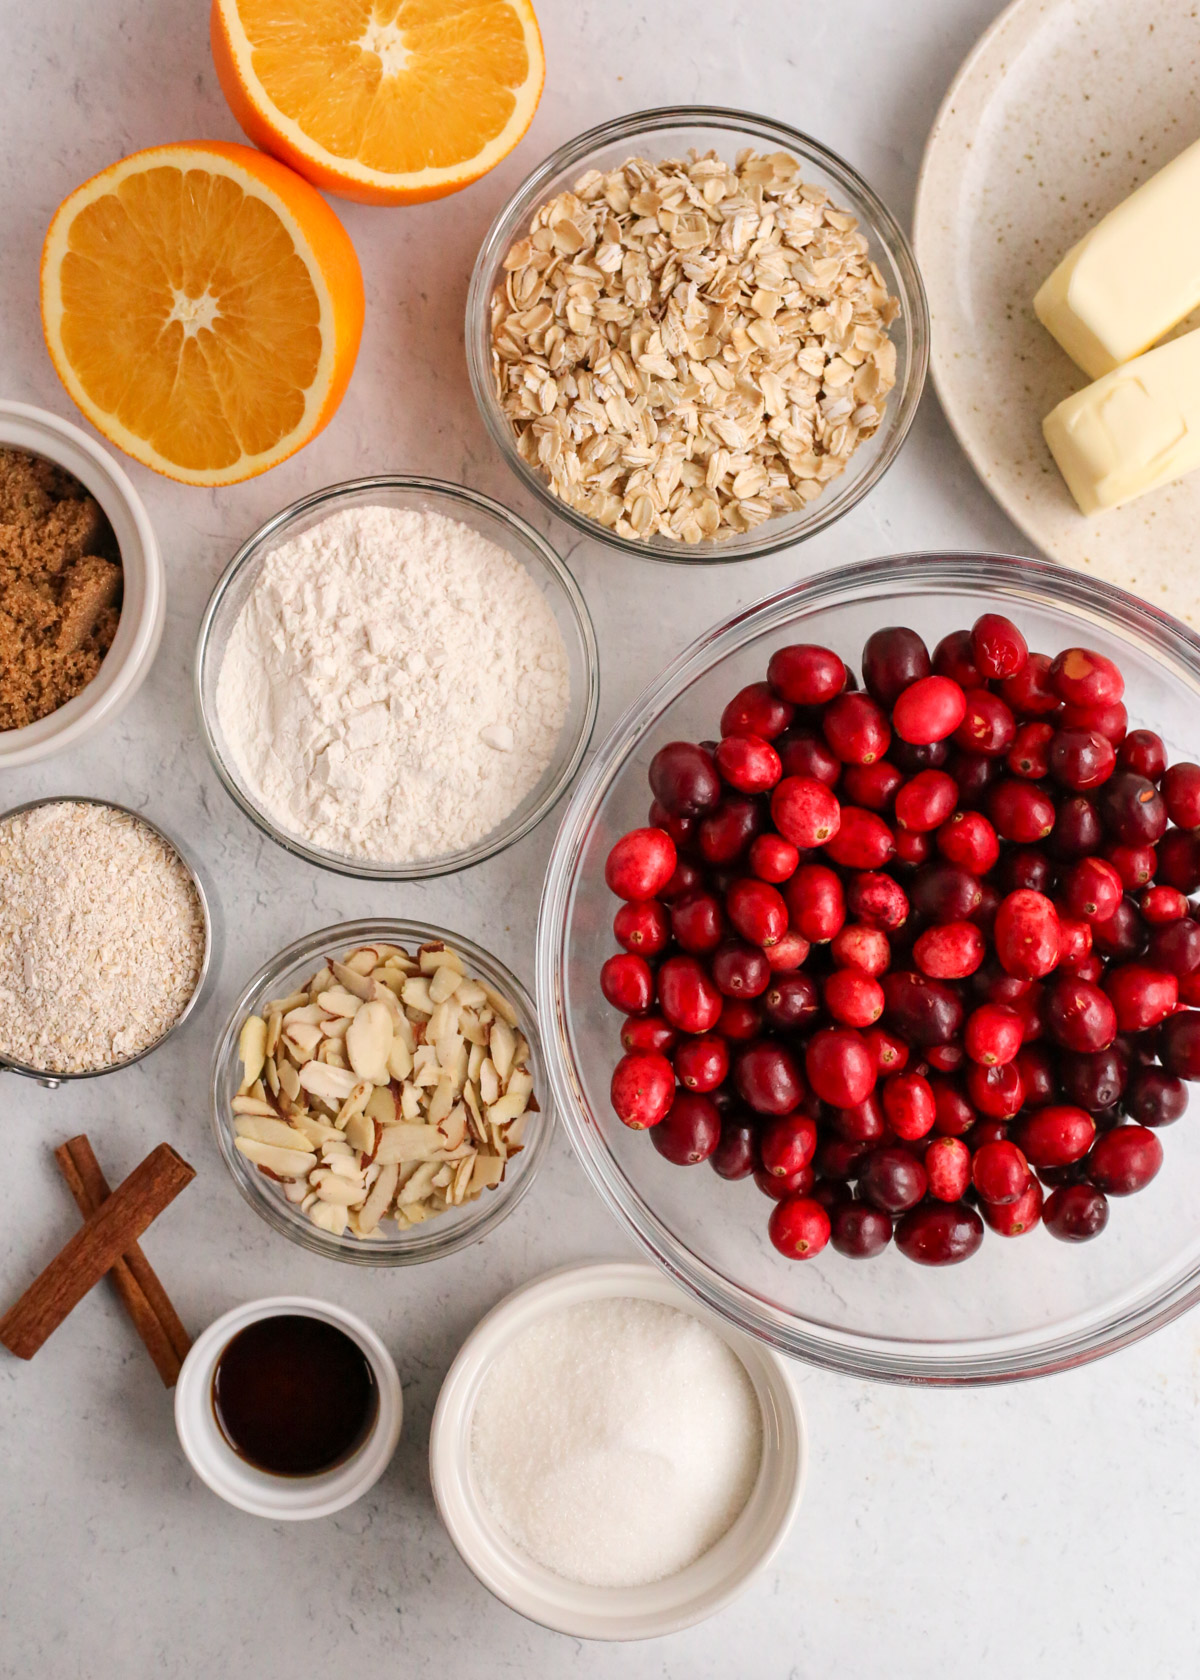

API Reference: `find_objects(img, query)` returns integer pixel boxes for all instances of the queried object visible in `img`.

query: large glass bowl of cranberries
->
[537,552,1200,1383]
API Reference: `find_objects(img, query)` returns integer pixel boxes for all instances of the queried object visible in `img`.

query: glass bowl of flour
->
[196,477,599,878]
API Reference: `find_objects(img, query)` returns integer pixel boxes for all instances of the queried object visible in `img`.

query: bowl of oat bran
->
[0,402,164,767]
[467,107,928,563]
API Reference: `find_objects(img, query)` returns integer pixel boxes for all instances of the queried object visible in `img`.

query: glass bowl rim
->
[465,102,930,566]
[211,916,552,1267]
[536,549,1200,1383]
[194,473,600,880]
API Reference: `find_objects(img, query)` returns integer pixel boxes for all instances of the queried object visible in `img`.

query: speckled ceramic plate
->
[914,0,1200,628]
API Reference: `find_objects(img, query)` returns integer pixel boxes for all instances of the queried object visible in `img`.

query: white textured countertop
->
[1,1,1195,1675]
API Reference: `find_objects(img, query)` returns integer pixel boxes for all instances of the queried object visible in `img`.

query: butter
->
[1043,328,1200,514]
[1034,137,1200,379]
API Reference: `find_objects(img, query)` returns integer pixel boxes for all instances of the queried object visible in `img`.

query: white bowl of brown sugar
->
[0,400,163,767]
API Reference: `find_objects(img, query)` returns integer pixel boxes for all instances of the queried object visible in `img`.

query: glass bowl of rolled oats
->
[211,919,550,1265]
[468,106,928,562]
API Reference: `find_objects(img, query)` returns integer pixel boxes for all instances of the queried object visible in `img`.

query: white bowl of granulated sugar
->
[195,476,599,880]
[429,1262,806,1640]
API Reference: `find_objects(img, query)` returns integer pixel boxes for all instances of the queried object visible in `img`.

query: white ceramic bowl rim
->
[429,1261,805,1640]
[174,1295,403,1520]
[0,400,164,766]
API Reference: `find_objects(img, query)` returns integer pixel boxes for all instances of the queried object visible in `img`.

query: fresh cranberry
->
[1090,896,1149,962]
[846,871,909,931]
[831,923,890,976]
[674,1035,730,1093]
[910,863,984,924]
[937,811,1000,875]
[927,1042,967,1072]
[822,692,892,765]
[955,690,1016,758]
[1045,977,1117,1052]
[698,796,762,865]
[768,1194,832,1259]
[1101,771,1168,847]
[1161,761,1200,829]
[982,1177,1043,1235]
[1180,974,1200,1006]
[613,899,670,956]
[621,1015,677,1054]
[755,1163,816,1201]
[1044,1183,1109,1242]
[1056,917,1094,970]
[814,1135,873,1181]
[823,968,885,1029]
[806,1028,876,1107]
[999,847,1055,895]
[647,799,694,848]
[726,878,788,948]
[1014,1105,1096,1167]
[760,971,820,1031]
[894,769,958,833]
[842,760,903,813]
[823,807,895,870]
[651,1092,721,1164]
[785,864,846,942]
[661,858,704,902]
[1105,842,1157,889]
[1140,884,1188,925]
[1007,722,1055,780]
[1103,963,1178,1031]
[1049,728,1116,792]
[605,827,677,901]
[895,1200,984,1265]
[948,749,1001,809]
[767,643,846,706]
[893,675,967,745]
[892,738,951,773]
[913,920,985,980]
[720,682,795,741]
[1088,1124,1163,1196]
[1058,1046,1126,1112]
[964,1117,1010,1153]
[718,998,764,1041]
[970,612,1027,680]
[778,728,841,787]
[1157,830,1200,891]
[966,1060,1024,1119]
[992,888,1060,979]
[964,1002,1023,1066]
[771,776,841,848]
[829,1200,893,1258]
[748,833,800,884]
[610,1051,675,1129]
[1047,795,1102,861]
[988,779,1055,843]
[760,1112,818,1178]
[894,828,931,868]
[600,952,654,1015]
[1125,1067,1188,1127]
[881,1071,935,1139]
[882,970,965,1046]
[734,1041,805,1115]
[859,1145,928,1213]
[861,626,931,706]
[671,890,726,954]
[711,1118,760,1180]
[1000,651,1060,717]
[1016,1044,1057,1106]
[831,1094,887,1143]
[1161,1010,1200,1079]
[715,733,782,795]
[1116,728,1167,780]
[765,930,811,971]
[1060,855,1123,924]
[657,955,722,1034]
[925,1135,971,1200]
[1050,647,1124,708]
[864,1025,910,1075]
[932,629,985,690]
[931,1077,977,1137]
[972,1139,1030,1204]
[649,742,721,817]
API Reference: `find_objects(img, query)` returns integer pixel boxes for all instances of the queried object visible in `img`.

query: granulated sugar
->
[470,1297,762,1588]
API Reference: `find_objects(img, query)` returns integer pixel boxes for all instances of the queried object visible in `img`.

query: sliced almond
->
[298,1060,360,1103]
[235,1138,317,1178]
[316,986,364,1018]
[343,946,380,976]
[237,1015,268,1092]
[346,998,393,1083]
[330,958,375,1001]
[309,1201,349,1236]
[357,1160,399,1233]
[490,1020,517,1083]
[233,1115,315,1151]
[374,1124,447,1165]
[283,1002,327,1027]
[364,1083,399,1125]
[264,990,309,1017]
[282,1022,322,1063]
[277,1058,301,1102]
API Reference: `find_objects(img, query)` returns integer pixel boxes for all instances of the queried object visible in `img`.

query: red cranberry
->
[937,811,999,875]
[1007,722,1055,779]
[965,1117,1010,1153]
[726,878,788,947]
[778,728,841,787]
[647,799,694,848]
[894,828,931,868]
[1044,1183,1109,1242]
[1047,795,1102,860]
[1058,1047,1126,1112]
[610,1051,675,1129]
[1161,1010,1200,1079]
[999,847,1055,895]
[760,972,820,1031]
[1014,1105,1096,1167]
[734,1041,805,1115]
[823,807,895,870]
[842,760,903,813]
[765,930,811,971]
[913,920,985,980]
[972,1139,1030,1205]
[814,1135,872,1181]
[1049,728,1116,791]
[1100,771,1167,845]
[1061,855,1123,924]
[719,998,763,1041]
[881,1071,936,1139]
[1056,917,1094,970]
[862,626,931,706]
[771,776,841,848]
[893,675,967,745]
[882,970,965,1045]
[823,968,885,1029]
[1090,896,1148,961]
[614,899,670,956]
[864,1026,910,1077]
[1157,829,1200,891]
[785,864,846,942]
[846,870,909,931]
[649,742,721,817]
[1180,974,1200,1005]
[657,955,722,1034]
[806,1028,876,1107]
[1140,884,1188,925]
[1016,1044,1058,1106]
[966,1060,1024,1119]
[1125,1067,1188,1127]
[925,1135,971,1200]
[931,1077,977,1137]
[927,1042,967,1072]
[894,769,958,833]
[715,733,782,795]
[748,832,800,883]
[698,796,763,865]
[1162,761,1200,828]
[971,613,1028,680]
[831,923,890,975]
[661,858,704,901]
[755,1164,816,1201]
[675,1035,730,1092]
[720,682,795,741]
[671,890,726,954]
[651,1092,721,1164]
[768,1194,832,1259]
[988,779,1056,843]
[964,1002,1023,1066]
[955,689,1016,757]
[1050,647,1124,708]
[994,889,1060,979]
[932,629,985,690]
[1061,700,1127,744]
[760,1112,818,1178]
[859,1145,928,1213]
[1045,977,1117,1052]
[768,643,846,706]
[1118,729,1168,780]
[895,1200,983,1265]
[1103,962,1178,1031]
[831,1094,887,1143]
[600,952,654,1015]
[830,1200,893,1258]
[1103,843,1154,891]
[910,863,983,923]
[605,827,677,900]
[621,1015,677,1054]
[982,1177,1043,1235]
[1087,1124,1163,1196]
[711,1118,760,1180]
[1000,651,1059,717]
[823,692,892,765]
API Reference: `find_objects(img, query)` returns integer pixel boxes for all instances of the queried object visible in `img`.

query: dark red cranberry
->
[1058,1047,1126,1112]
[1061,700,1127,745]
[858,1145,928,1213]
[966,1060,1024,1119]
[718,997,764,1041]
[767,643,846,706]
[846,870,909,931]
[932,629,985,690]
[1117,729,1167,781]
[698,796,763,865]
[1049,728,1116,791]
[999,651,1060,717]
[614,899,670,956]
[748,832,800,884]
[1045,977,1117,1052]
[1087,1124,1163,1195]
[910,863,983,924]
[785,864,846,943]
[657,955,722,1034]
[1050,647,1124,708]
[805,1028,876,1107]
[734,1041,805,1116]
[649,742,721,817]
[842,760,903,813]
[1157,830,1200,891]
[660,858,704,901]
[650,1092,721,1164]
[971,612,1028,681]
[760,972,819,1032]
[768,1195,831,1259]
[947,749,1000,808]
[760,1112,818,1178]
[715,732,782,795]
[1014,1105,1096,1167]
[988,779,1055,843]
[1007,722,1055,780]
[720,682,795,741]
[1100,771,1167,846]
[671,890,725,954]
[675,1035,730,1093]
[893,676,967,745]
[755,1164,816,1202]
[1104,841,1157,889]
[621,1015,677,1055]
[1090,897,1149,961]
[862,626,931,707]
[891,738,951,773]
[777,728,842,787]
[999,847,1055,895]
[647,799,695,848]
[830,1093,887,1143]
[809,1178,851,1216]
[882,970,965,1046]
[1061,855,1123,924]
[972,1139,1030,1204]
[1104,963,1178,1031]
[610,1051,675,1129]
[1162,761,1200,829]
[895,1200,984,1265]
[1044,1183,1109,1242]
[829,1200,893,1258]
[823,692,892,765]
[955,690,1016,758]
[1125,1067,1188,1127]
[771,775,841,848]
[994,889,1060,978]
[814,1135,873,1181]
[1015,1044,1057,1106]
[1161,1010,1200,1079]
[930,1077,976,1137]
[600,952,654,1015]
[711,1118,760,1180]
[1047,795,1102,861]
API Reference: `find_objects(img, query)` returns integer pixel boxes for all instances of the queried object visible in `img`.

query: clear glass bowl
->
[537,553,1200,1383]
[212,919,551,1266]
[195,476,599,879]
[466,106,928,565]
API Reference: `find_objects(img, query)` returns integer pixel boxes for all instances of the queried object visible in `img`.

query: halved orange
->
[211,0,545,205]
[41,141,364,485]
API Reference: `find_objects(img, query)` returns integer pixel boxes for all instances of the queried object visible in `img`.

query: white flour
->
[215,505,570,862]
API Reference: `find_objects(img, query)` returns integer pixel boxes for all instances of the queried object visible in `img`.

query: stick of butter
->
[1043,328,1200,515]
[1034,137,1200,379]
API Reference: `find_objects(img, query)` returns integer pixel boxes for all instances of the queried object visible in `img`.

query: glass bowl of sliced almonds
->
[211,919,549,1265]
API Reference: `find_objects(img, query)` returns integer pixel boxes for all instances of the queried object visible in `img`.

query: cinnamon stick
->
[53,1136,191,1386]
[0,1143,194,1361]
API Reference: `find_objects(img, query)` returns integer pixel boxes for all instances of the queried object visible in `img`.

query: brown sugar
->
[0,447,122,730]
